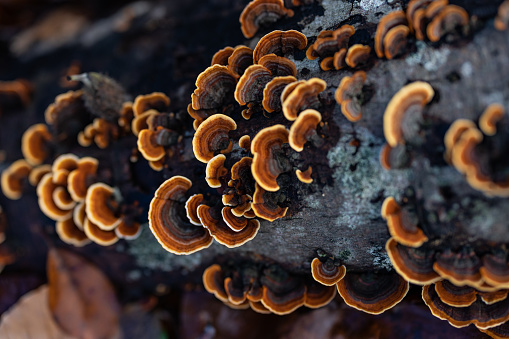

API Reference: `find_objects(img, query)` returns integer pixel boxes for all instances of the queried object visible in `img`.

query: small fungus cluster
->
[203,260,336,315]
[375,1,470,60]
[306,25,371,71]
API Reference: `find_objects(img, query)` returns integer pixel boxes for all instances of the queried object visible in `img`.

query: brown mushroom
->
[211,46,235,66]
[21,124,52,166]
[206,154,228,188]
[311,257,346,286]
[131,109,159,136]
[381,197,428,247]
[304,282,337,309]
[197,204,260,247]
[333,48,348,70]
[443,119,477,163]
[137,128,166,162]
[375,11,407,58]
[481,254,509,289]
[345,44,371,68]
[320,57,334,71]
[383,81,434,147]
[434,249,483,289]
[1,159,32,200]
[191,65,239,111]
[427,5,469,42]
[239,0,294,39]
[335,71,367,122]
[260,266,307,315]
[434,280,477,307]
[310,25,355,60]
[85,183,121,231]
[252,183,288,221]
[406,0,433,33]
[132,92,170,117]
[36,173,73,221]
[262,75,296,113]
[115,219,142,240]
[251,124,289,191]
[289,109,322,152]
[479,103,505,136]
[56,217,91,247]
[203,264,229,303]
[296,166,313,184]
[192,114,237,163]
[28,164,52,186]
[53,186,76,210]
[83,217,119,246]
[252,30,307,64]
[282,78,326,121]
[239,135,252,151]
[149,176,213,254]
[386,237,441,285]
[221,206,249,231]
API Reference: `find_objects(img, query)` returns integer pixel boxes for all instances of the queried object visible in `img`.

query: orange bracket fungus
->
[381,196,428,248]
[383,25,410,60]
[375,10,408,58]
[426,5,469,42]
[345,44,371,68]
[184,194,204,226]
[192,114,237,163]
[282,78,326,121]
[149,176,213,255]
[234,64,273,107]
[85,183,121,231]
[1,159,32,200]
[311,257,346,286]
[239,0,294,39]
[479,103,505,136]
[481,254,509,289]
[252,183,288,221]
[383,81,434,147]
[296,166,313,184]
[227,46,254,76]
[56,218,91,247]
[251,124,290,192]
[337,271,409,314]
[83,217,119,246]
[21,124,53,166]
[288,109,322,152]
[205,154,228,188]
[211,46,235,66]
[335,71,367,122]
[262,75,296,113]
[191,65,239,111]
[258,54,297,77]
[252,30,307,64]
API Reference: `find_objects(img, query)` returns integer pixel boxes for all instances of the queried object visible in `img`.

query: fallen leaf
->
[0,285,76,338]
[47,248,121,339]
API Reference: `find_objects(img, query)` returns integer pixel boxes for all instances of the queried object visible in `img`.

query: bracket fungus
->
[192,114,237,163]
[149,176,213,255]
[252,183,288,221]
[288,109,322,152]
[311,257,346,286]
[1,159,32,200]
[205,154,228,188]
[211,46,235,66]
[479,103,505,136]
[252,30,307,64]
[282,78,326,121]
[185,194,204,226]
[495,0,509,31]
[227,46,254,76]
[83,217,119,246]
[426,5,469,42]
[262,75,296,113]
[383,81,434,147]
[345,44,371,68]
[375,10,408,58]
[234,64,273,107]
[251,124,290,192]
[337,271,409,315]
[191,65,239,112]
[85,183,121,231]
[381,197,428,248]
[21,124,53,166]
[335,71,367,122]
[295,166,313,184]
[56,217,91,247]
[239,0,294,39]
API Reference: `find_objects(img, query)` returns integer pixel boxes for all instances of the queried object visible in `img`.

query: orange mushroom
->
[205,154,228,188]
[443,119,476,163]
[252,30,307,64]
[311,257,346,286]
[384,25,410,59]
[304,282,337,309]
[222,206,249,231]
[234,64,273,107]
[406,0,433,33]
[1,159,32,200]
[289,109,322,152]
[495,0,509,31]
[381,197,428,247]
[251,124,289,191]
[481,254,509,289]
[203,264,229,303]
[132,92,170,117]
[282,78,326,121]
[258,54,297,77]
[115,219,142,240]
[67,157,98,202]
[296,166,313,184]
[37,173,73,221]
[227,46,254,76]
[333,48,348,70]
[345,44,371,68]
[137,128,166,162]
[239,0,294,39]
[335,71,367,122]
[383,81,434,147]
[21,124,52,166]
[28,164,52,186]
[83,217,119,246]
[131,109,159,136]
[262,75,296,113]
[85,183,121,231]
[149,176,213,254]
[238,135,251,151]
[185,194,204,226]
[192,114,237,163]
[56,217,91,247]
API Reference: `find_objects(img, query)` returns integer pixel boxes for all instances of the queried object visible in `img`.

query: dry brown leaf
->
[47,248,121,339]
[0,285,76,339]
